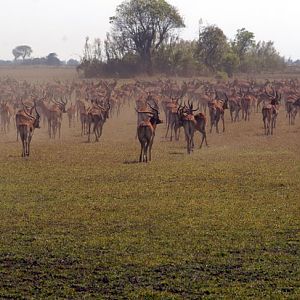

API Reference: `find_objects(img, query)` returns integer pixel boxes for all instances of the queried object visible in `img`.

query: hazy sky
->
[0,0,299,61]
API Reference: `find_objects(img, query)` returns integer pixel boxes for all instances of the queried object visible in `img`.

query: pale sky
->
[0,0,299,61]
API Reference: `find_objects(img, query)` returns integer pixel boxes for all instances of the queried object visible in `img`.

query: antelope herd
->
[0,76,299,161]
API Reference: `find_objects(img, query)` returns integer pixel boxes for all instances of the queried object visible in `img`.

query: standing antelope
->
[66,103,76,128]
[240,89,252,121]
[262,90,281,135]
[194,112,208,148]
[86,84,113,143]
[208,93,228,133]
[16,101,40,157]
[178,100,198,154]
[0,101,13,133]
[165,98,181,141]
[137,104,163,162]
[87,100,110,143]
[286,98,298,125]
[38,97,67,139]
[228,90,241,122]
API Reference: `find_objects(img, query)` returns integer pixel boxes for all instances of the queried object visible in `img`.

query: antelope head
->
[187,99,199,114]
[147,102,163,125]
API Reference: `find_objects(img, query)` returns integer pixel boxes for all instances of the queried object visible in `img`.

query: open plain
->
[0,67,299,299]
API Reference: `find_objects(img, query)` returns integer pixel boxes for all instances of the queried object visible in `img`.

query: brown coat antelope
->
[137,104,163,162]
[262,90,281,135]
[16,101,40,157]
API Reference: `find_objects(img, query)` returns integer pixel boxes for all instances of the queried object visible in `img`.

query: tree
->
[12,45,32,60]
[67,59,79,66]
[109,0,185,73]
[196,25,228,72]
[232,28,255,59]
[154,38,200,76]
[46,53,61,66]
[221,50,240,77]
[239,40,285,73]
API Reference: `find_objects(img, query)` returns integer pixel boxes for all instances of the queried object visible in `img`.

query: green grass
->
[0,89,300,299]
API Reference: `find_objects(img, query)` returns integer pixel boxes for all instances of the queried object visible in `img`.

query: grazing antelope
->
[262,90,281,135]
[16,101,40,157]
[137,104,163,162]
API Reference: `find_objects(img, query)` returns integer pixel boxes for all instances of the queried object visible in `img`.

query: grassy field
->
[0,67,299,299]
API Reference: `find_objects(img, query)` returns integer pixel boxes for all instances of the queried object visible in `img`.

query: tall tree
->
[12,45,32,60]
[232,28,255,59]
[196,25,228,71]
[109,0,185,73]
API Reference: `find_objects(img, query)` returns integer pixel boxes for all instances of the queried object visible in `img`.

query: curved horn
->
[23,110,34,119]
[61,96,68,105]
[33,100,40,118]
[272,87,276,98]
[265,88,273,98]
[192,105,199,112]
[21,99,32,110]
[147,102,159,114]
[224,93,229,102]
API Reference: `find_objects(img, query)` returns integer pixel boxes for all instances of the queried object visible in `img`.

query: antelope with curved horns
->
[39,96,67,139]
[87,99,110,143]
[16,100,40,157]
[262,89,281,135]
[177,99,199,154]
[137,103,163,162]
[208,92,228,134]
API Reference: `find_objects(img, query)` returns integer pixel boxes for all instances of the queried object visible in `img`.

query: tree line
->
[0,45,79,66]
[78,0,286,78]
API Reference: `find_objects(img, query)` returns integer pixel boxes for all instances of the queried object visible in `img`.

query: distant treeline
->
[0,57,79,67]
[78,0,291,78]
